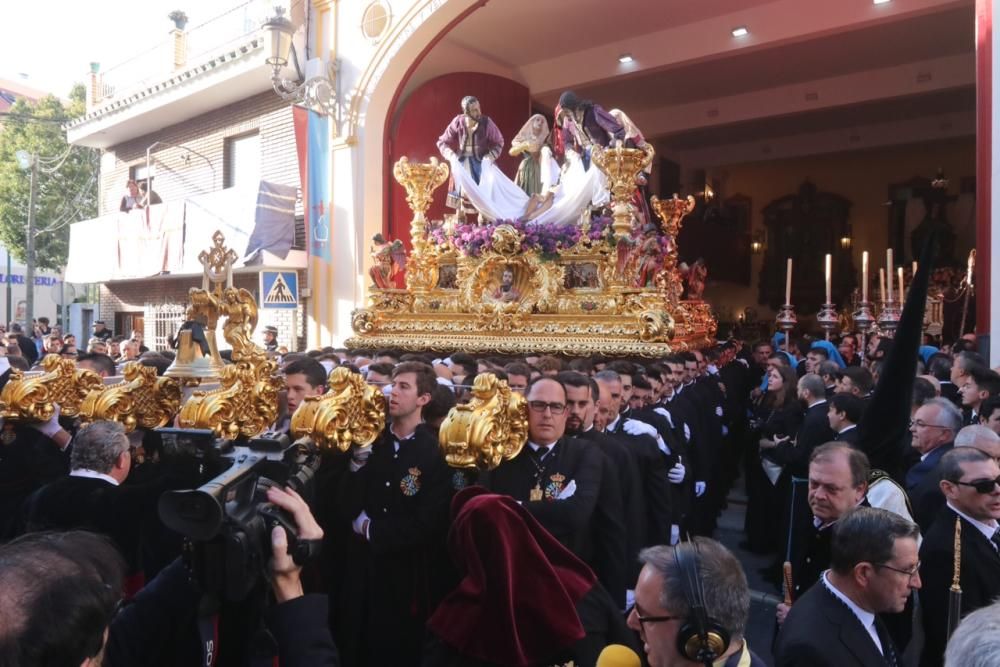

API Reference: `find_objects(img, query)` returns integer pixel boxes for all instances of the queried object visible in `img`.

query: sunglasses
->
[951,475,1000,494]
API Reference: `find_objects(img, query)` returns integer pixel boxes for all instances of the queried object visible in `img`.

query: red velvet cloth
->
[427,486,596,666]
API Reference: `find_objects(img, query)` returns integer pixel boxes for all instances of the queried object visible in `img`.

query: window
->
[224,132,260,190]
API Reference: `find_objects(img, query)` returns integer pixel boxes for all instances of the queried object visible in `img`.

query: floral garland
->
[430,216,615,258]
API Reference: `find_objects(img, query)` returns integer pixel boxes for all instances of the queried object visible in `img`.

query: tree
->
[0,84,98,271]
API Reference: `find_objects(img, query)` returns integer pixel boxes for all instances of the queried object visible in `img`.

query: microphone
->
[596,644,642,667]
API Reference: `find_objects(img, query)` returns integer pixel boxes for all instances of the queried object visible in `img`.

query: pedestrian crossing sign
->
[260,271,298,309]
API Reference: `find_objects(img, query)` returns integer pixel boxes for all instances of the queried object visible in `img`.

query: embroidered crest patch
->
[544,472,566,500]
[400,467,422,496]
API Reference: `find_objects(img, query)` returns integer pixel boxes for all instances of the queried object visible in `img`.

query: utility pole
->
[24,154,38,331]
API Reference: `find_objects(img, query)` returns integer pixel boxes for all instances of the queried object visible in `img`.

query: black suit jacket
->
[605,422,673,545]
[766,401,835,478]
[919,506,1000,667]
[0,427,69,538]
[775,579,894,666]
[835,426,861,447]
[480,436,604,557]
[906,444,953,532]
[938,381,961,408]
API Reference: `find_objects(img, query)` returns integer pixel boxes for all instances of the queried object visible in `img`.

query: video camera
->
[157,428,322,601]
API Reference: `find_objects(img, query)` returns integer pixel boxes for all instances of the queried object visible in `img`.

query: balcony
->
[64,183,305,284]
[66,0,304,149]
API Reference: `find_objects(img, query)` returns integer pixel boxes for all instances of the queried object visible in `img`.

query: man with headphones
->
[627,538,766,667]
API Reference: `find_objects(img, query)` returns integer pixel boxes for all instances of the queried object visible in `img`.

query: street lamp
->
[14,150,37,330]
[262,6,339,126]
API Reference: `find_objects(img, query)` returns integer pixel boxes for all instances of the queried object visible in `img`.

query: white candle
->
[912,261,918,277]
[825,254,832,304]
[862,251,869,302]
[785,258,793,305]
[898,267,905,302]
[879,268,886,303]
[886,248,894,303]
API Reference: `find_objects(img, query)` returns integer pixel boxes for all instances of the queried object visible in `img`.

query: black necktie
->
[874,618,898,667]
[534,446,550,462]
[991,527,1000,552]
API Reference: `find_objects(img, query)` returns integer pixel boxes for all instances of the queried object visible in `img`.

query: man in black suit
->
[958,365,1000,427]
[560,370,630,608]
[337,361,452,667]
[927,353,960,408]
[906,397,962,531]
[980,395,1000,436]
[481,376,604,557]
[763,374,835,479]
[919,447,1000,667]
[775,507,921,667]
[828,393,863,447]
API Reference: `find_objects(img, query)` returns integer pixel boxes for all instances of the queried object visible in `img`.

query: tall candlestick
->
[887,248,894,303]
[912,261,918,277]
[825,254,832,304]
[879,268,886,303]
[898,267,905,303]
[862,251,869,302]
[785,258,793,304]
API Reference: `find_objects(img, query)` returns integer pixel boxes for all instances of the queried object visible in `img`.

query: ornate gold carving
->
[79,362,182,432]
[592,141,655,238]
[393,157,449,293]
[438,373,528,470]
[0,355,103,422]
[289,366,387,452]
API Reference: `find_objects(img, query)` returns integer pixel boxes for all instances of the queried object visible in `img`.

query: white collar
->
[948,502,1000,544]
[607,415,621,432]
[838,424,858,435]
[821,572,882,654]
[528,440,556,452]
[69,469,119,486]
[808,399,828,409]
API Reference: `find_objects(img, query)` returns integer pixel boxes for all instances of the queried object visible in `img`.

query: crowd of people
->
[2,320,1000,666]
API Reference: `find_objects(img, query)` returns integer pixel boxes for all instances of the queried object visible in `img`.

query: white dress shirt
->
[69,468,119,486]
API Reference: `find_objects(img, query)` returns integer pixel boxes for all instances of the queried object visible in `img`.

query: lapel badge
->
[400,466,422,496]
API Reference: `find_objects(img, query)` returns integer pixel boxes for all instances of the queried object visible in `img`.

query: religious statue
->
[369,233,406,288]
[509,114,558,220]
[554,90,626,169]
[437,95,505,210]
[634,224,663,288]
[680,258,708,300]
[491,267,521,303]
[911,192,957,267]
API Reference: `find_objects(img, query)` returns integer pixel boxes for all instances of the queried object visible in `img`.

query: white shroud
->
[447,148,609,225]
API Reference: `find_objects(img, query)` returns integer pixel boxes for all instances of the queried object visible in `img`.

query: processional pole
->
[947,517,962,640]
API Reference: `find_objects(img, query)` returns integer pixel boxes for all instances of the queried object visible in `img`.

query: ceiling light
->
[731,26,749,37]
[873,0,891,5]
[618,54,634,64]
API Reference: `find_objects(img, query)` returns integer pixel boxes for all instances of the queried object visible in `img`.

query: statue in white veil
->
[509,114,560,221]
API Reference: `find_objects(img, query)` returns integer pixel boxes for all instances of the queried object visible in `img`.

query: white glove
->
[670,524,680,545]
[441,147,456,161]
[32,403,62,438]
[556,479,577,500]
[694,481,707,497]
[668,461,686,484]
[625,589,636,612]
[352,510,370,540]
[350,443,374,471]
[655,435,671,456]
[653,407,675,428]
[623,419,657,439]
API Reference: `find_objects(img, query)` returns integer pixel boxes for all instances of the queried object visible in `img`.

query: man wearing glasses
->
[775,507,921,667]
[906,398,963,531]
[919,447,1000,667]
[479,376,604,559]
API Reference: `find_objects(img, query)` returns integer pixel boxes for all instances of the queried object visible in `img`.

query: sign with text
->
[260,271,298,309]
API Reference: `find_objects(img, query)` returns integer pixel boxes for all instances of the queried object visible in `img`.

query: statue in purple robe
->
[555,90,626,170]
[437,96,505,210]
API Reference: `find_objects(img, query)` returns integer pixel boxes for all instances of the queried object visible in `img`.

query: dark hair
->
[374,349,400,363]
[76,352,115,376]
[392,361,437,397]
[423,384,457,426]
[969,367,1000,398]
[399,353,434,365]
[838,367,874,394]
[981,395,1000,424]
[940,446,993,483]
[366,362,396,378]
[927,353,953,382]
[8,356,29,372]
[535,355,563,373]
[811,442,870,487]
[829,393,864,425]
[829,507,919,575]
[557,371,598,402]
[807,346,830,361]
[566,358,594,375]
[138,354,171,376]
[912,377,938,408]
[605,360,637,377]
[632,374,652,391]
[752,339,773,352]
[0,531,125,666]
[283,357,328,389]
[765,364,799,408]
[503,362,532,379]
[818,360,839,380]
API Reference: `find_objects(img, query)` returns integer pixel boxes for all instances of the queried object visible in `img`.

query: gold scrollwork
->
[438,373,528,470]
[290,367,387,452]
[79,362,182,432]
[0,355,103,422]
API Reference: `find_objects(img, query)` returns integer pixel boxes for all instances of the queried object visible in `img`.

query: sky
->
[2,1,254,97]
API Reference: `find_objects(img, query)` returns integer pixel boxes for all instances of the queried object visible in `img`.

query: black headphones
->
[674,540,731,665]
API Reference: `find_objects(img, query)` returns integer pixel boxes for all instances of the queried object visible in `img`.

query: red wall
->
[385,72,531,247]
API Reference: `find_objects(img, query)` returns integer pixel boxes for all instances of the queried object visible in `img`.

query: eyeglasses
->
[633,611,682,626]
[528,400,567,415]
[875,561,921,580]
[909,419,952,430]
[950,475,1000,494]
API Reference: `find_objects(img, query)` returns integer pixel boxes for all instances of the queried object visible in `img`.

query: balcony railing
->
[93,0,275,106]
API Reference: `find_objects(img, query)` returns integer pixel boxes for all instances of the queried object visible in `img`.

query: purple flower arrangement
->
[430,215,616,258]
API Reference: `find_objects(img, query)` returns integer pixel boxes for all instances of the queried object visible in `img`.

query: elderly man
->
[628,538,765,667]
[437,95,504,208]
[945,601,1000,666]
[920,447,1000,667]
[955,424,1000,461]
[775,507,921,667]
[907,397,963,530]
